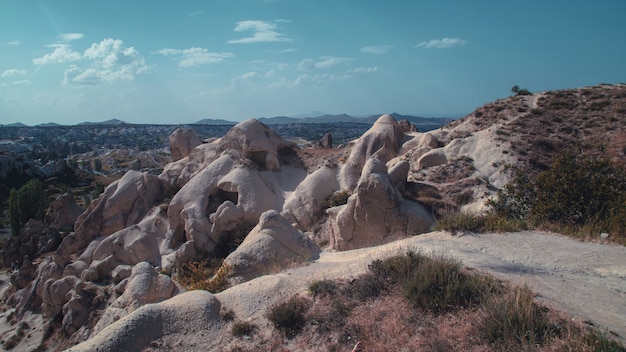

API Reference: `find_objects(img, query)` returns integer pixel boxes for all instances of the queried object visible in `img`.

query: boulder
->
[282,161,340,230]
[88,262,178,338]
[318,133,333,149]
[44,193,83,232]
[68,291,220,352]
[224,210,321,284]
[330,158,434,250]
[169,128,203,162]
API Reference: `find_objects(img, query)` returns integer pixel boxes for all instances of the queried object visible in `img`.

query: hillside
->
[0,84,624,351]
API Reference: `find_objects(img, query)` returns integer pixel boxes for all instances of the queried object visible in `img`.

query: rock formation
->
[224,210,321,284]
[1,114,438,351]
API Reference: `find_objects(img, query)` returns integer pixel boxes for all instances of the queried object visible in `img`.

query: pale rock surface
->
[55,170,163,266]
[44,193,83,232]
[169,128,203,162]
[90,262,178,338]
[339,114,405,190]
[67,290,217,352]
[330,158,434,250]
[282,161,340,230]
[224,210,321,284]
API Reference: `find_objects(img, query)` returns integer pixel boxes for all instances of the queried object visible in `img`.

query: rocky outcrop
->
[2,115,439,351]
[329,158,434,250]
[45,193,83,232]
[224,210,321,284]
[169,128,203,162]
[339,114,404,190]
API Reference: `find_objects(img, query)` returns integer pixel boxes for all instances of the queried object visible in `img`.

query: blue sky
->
[1,1,625,125]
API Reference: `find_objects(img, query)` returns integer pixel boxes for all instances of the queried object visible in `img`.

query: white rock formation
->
[169,128,203,162]
[329,158,434,250]
[223,210,321,284]
[339,114,404,190]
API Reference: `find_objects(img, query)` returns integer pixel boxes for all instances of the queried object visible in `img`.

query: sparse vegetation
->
[481,285,560,347]
[320,189,351,210]
[256,251,624,351]
[266,295,311,338]
[231,321,257,338]
[173,258,232,293]
[511,85,532,96]
[487,153,626,243]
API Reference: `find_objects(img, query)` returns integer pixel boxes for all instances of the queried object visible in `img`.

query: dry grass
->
[225,251,625,351]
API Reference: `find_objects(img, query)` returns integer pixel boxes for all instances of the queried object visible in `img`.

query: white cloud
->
[7,40,20,46]
[154,47,233,67]
[360,45,391,54]
[348,66,379,74]
[1,69,27,77]
[228,20,292,44]
[416,37,467,49]
[59,33,84,42]
[63,38,151,85]
[188,10,204,17]
[12,80,31,85]
[297,56,353,71]
[33,44,82,64]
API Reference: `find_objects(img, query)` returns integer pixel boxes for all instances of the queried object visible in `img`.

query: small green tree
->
[8,179,49,235]
[93,158,103,172]
[511,85,531,96]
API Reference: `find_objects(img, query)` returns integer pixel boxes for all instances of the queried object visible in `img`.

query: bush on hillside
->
[487,153,626,241]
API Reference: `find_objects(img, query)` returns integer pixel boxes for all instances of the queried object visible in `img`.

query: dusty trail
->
[221,231,626,344]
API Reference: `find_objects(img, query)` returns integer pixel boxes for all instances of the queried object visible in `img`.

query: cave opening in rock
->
[245,150,268,168]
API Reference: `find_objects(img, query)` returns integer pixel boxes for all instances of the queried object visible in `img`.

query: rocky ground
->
[0,84,624,351]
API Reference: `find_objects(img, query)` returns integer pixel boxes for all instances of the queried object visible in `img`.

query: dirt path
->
[221,230,626,344]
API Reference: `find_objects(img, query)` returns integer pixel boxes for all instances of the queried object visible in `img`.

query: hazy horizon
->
[2,0,625,125]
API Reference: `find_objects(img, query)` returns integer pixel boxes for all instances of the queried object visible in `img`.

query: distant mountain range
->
[1,113,457,128]
[255,113,454,127]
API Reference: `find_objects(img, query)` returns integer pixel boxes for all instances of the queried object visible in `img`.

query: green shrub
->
[8,178,48,235]
[400,253,495,312]
[368,251,499,313]
[487,153,626,242]
[266,295,311,338]
[481,285,560,348]
[231,321,257,338]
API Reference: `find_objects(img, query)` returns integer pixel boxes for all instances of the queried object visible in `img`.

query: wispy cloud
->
[12,80,31,85]
[63,38,151,85]
[297,56,354,71]
[348,66,379,74]
[1,69,27,77]
[188,10,204,17]
[33,44,82,65]
[360,45,391,54]
[154,47,234,67]
[228,20,292,44]
[7,40,20,46]
[416,37,467,49]
[59,33,84,42]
